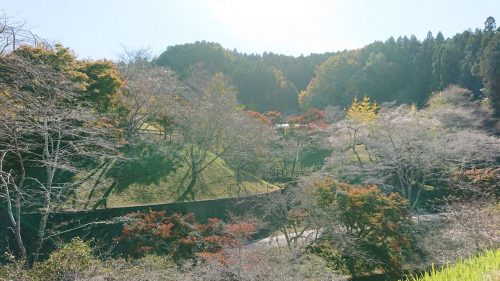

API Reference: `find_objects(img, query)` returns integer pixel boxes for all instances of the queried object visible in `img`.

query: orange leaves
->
[179,237,197,246]
[117,211,201,258]
[203,235,224,244]
[298,90,311,109]
[120,225,132,238]
[196,250,228,264]
[303,108,324,124]
[117,210,258,262]
[224,222,257,240]
[245,110,272,125]
[264,111,282,124]
[203,235,234,248]
[285,108,327,128]
[285,114,305,125]
[207,217,221,226]
[314,178,413,273]
[144,210,165,224]
[155,223,174,239]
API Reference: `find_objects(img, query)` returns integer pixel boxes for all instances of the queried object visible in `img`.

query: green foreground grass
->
[404,249,500,281]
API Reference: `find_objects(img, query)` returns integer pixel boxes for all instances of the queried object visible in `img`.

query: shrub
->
[0,252,30,281]
[31,238,97,281]
[116,211,257,263]
[308,241,350,275]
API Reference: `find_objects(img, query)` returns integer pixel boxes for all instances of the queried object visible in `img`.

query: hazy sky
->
[1,0,499,60]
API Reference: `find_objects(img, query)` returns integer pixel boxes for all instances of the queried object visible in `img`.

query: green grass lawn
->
[73,155,280,209]
[404,249,500,281]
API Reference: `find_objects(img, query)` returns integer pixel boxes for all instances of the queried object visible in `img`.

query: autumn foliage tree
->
[346,96,378,123]
[311,178,412,276]
[117,210,257,264]
[0,49,120,265]
[13,45,124,115]
[257,175,413,276]
[263,111,282,124]
[327,96,378,174]
[337,185,411,274]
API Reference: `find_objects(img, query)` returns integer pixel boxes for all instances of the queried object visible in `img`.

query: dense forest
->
[0,12,499,281]
[155,17,500,119]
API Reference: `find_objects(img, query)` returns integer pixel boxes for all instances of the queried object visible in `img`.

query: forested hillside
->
[155,41,333,113]
[155,17,500,118]
[303,20,500,116]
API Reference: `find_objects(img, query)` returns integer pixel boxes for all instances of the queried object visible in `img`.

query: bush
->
[0,237,348,281]
[31,238,97,281]
[0,238,98,281]
[0,252,30,281]
[308,241,350,275]
[116,211,257,263]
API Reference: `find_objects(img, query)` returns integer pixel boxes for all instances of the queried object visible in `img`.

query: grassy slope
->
[404,249,500,281]
[74,156,280,209]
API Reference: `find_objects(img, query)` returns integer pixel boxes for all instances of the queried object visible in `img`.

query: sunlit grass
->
[403,249,500,281]
[72,154,279,209]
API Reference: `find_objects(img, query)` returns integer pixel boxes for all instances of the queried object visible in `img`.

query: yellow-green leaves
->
[346,96,378,123]
[404,249,500,281]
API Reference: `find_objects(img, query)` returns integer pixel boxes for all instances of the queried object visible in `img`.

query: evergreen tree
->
[480,32,500,117]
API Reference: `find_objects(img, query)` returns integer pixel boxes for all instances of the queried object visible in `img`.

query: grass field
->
[73,155,280,209]
[404,249,500,281]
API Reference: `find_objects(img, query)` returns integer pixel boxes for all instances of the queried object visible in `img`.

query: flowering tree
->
[326,95,499,210]
[116,50,181,139]
[222,111,275,194]
[266,108,329,180]
[172,73,275,201]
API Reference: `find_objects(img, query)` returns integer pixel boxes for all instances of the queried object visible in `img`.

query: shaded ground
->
[71,157,280,209]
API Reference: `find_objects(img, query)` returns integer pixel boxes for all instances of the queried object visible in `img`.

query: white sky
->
[1,0,499,59]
